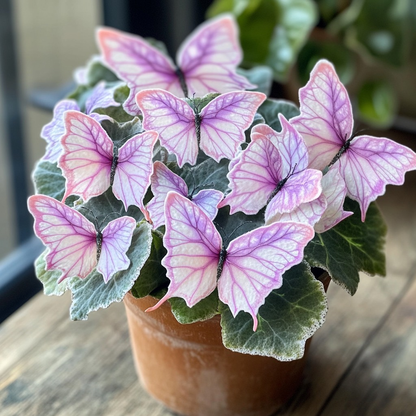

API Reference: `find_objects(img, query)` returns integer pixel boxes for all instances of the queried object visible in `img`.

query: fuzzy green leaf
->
[215,205,265,239]
[81,189,143,226]
[187,93,221,112]
[305,199,387,295]
[257,98,300,131]
[32,161,67,202]
[237,66,274,96]
[92,82,133,123]
[35,251,69,296]
[220,262,327,360]
[101,118,143,147]
[69,221,152,320]
[182,157,230,194]
[169,290,220,324]
[131,231,169,298]
[113,84,130,104]
[86,61,119,86]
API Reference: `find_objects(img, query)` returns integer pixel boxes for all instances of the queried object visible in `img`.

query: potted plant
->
[27,14,416,416]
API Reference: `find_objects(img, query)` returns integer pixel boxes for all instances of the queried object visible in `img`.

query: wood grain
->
[320,274,416,416]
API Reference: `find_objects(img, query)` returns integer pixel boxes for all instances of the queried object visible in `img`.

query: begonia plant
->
[28,15,416,361]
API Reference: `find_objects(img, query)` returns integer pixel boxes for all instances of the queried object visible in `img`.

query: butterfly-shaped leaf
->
[41,100,79,163]
[97,15,255,115]
[315,167,353,233]
[266,195,327,228]
[59,111,157,211]
[267,167,353,233]
[84,81,120,114]
[146,192,314,331]
[28,195,136,283]
[220,116,322,222]
[291,59,416,220]
[137,89,266,167]
[68,221,152,320]
[147,161,223,229]
[41,83,120,163]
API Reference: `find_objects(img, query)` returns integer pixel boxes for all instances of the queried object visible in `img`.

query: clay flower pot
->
[124,275,328,416]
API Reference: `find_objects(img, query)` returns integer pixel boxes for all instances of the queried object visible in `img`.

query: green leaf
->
[32,161,67,201]
[86,60,119,86]
[69,221,153,320]
[81,188,143,226]
[186,93,221,112]
[145,37,170,56]
[131,231,169,298]
[169,290,220,324]
[35,251,69,296]
[315,0,342,23]
[220,262,327,360]
[305,198,387,295]
[182,157,230,194]
[237,65,274,95]
[266,0,318,81]
[357,80,397,128]
[297,39,355,85]
[101,117,144,147]
[67,84,89,104]
[207,0,234,17]
[214,205,265,240]
[94,84,134,123]
[257,98,300,131]
[113,84,130,104]
[207,0,317,82]
[238,0,279,64]
[344,0,411,66]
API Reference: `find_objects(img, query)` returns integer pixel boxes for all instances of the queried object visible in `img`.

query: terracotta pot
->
[124,273,330,416]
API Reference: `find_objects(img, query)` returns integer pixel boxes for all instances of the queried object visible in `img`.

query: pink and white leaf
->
[177,15,254,96]
[98,216,136,283]
[147,161,189,229]
[28,195,97,282]
[314,167,352,233]
[146,192,221,312]
[136,89,197,167]
[59,111,113,202]
[266,196,327,228]
[264,169,323,221]
[147,162,222,228]
[199,91,266,162]
[219,221,315,331]
[192,189,223,221]
[291,60,353,170]
[97,27,181,115]
[339,135,416,221]
[41,100,80,163]
[252,116,309,175]
[112,131,157,211]
[219,133,282,215]
[85,81,120,114]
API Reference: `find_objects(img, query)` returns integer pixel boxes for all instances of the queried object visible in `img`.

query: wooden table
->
[1,133,416,416]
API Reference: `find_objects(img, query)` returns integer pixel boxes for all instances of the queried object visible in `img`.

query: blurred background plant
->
[208,0,416,128]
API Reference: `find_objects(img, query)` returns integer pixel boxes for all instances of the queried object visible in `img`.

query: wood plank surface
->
[321,274,416,416]
[0,133,415,416]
